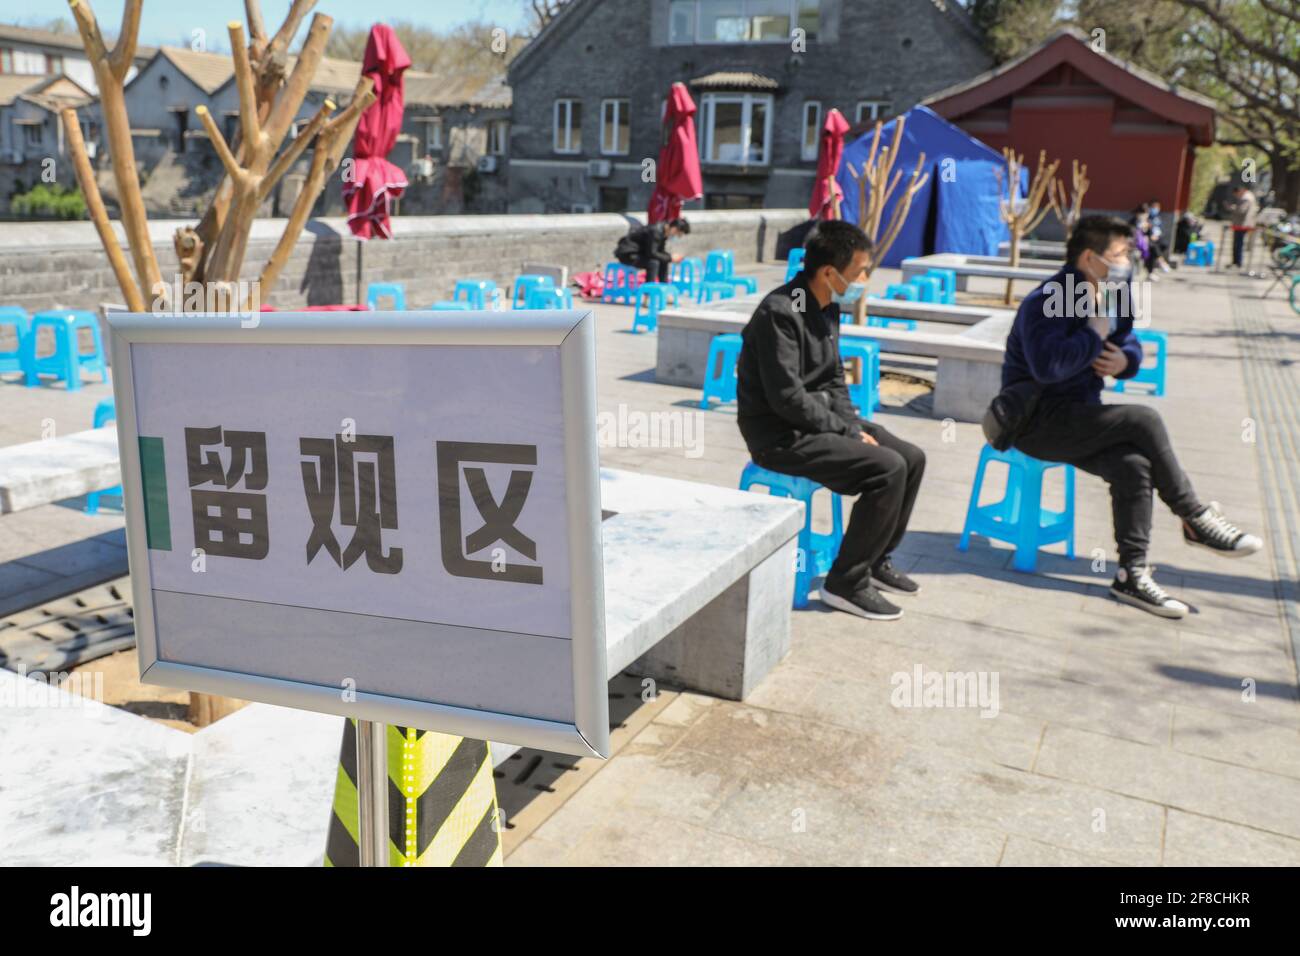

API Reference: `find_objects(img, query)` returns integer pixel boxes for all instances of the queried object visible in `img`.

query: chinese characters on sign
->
[183,427,541,582]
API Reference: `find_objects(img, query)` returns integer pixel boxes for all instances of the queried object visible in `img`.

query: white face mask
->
[1090,250,1131,284]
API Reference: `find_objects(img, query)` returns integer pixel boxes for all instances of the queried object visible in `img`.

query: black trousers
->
[617,253,668,282]
[1014,399,1201,566]
[1232,229,1247,267]
[755,421,926,592]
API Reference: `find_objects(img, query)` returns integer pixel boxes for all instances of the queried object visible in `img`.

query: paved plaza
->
[2,262,1298,866]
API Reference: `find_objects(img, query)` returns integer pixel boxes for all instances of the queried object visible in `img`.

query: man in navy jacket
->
[1005,215,1261,618]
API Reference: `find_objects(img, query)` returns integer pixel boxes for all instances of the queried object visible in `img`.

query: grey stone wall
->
[0,209,806,314]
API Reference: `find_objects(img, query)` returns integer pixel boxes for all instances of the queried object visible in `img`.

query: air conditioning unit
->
[412,157,434,181]
[8,150,23,165]
[571,203,594,214]
[586,159,612,178]
[477,155,498,174]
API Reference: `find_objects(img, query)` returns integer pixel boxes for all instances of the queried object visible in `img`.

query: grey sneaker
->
[1110,565,1188,619]
[821,581,903,621]
[1183,502,1262,558]
[871,557,920,596]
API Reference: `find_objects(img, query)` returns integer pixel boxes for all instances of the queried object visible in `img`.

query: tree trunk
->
[1004,231,1021,304]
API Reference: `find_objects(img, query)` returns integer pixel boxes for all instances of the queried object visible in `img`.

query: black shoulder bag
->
[981,379,1043,452]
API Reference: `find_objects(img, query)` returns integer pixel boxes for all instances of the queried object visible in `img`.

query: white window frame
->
[554,98,582,154]
[427,116,444,151]
[856,100,890,124]
[488,119,509,156]
[700,92,773,167]
[801,100,821,162]
[669,0,820,45]
[600,98,630,156]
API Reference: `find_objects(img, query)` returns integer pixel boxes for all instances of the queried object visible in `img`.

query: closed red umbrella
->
[344,24,411,240]
[648,83,703,223]
[808,107,850,220]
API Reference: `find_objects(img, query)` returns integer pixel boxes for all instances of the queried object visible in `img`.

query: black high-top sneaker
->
[1183,502,1263,558]
[1110,565,1188,619]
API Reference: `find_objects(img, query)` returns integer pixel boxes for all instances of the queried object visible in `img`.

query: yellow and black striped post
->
[326,719,502,867]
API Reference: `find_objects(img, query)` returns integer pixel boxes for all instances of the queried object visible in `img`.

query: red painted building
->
[923,29,1216,222]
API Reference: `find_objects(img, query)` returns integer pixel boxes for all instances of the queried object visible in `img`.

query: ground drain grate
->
[0,576,135,676]
[493,672,679,857]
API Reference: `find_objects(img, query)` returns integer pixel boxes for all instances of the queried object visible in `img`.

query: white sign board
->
[108,311,608,758]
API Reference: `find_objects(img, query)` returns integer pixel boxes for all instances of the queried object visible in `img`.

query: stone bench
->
[998,239,1066,260]
[901,253,1058,290]
[0,427,120,515]
[0,468,803,865]
[655,305,1012,422]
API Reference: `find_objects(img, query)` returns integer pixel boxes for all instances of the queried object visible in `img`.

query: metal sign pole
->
[355,719,388,867]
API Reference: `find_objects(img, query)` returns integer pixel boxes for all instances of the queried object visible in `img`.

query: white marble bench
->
[998,239,1065,260]
[0,468,803,865]
[901,253,1058,290]
[0,427,119,514]
[654,304,1013,422]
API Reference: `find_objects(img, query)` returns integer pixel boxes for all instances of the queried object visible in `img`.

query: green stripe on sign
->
[138,436,171,551]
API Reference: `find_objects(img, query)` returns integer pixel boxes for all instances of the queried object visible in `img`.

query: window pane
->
[701,0,746,42]
[748,98,768,163]
[797,0,820,38]
[570,101,582,151]
[670,0,696,42]
[749,0,790,40]
[617,102,630,154]
[710,100,744,162]
[802,103,820,156]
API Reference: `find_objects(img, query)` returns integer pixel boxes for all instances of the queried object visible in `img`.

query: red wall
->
[945,71,1197,214]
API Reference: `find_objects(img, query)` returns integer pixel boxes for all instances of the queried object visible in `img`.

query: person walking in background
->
[1227,186,1259,268]
[1002,215,1262,619]
[613,218,690,283]
[736,221,926,622]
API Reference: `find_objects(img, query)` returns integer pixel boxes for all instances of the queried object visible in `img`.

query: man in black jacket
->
[614,218,689,282]
[737,220,926,621]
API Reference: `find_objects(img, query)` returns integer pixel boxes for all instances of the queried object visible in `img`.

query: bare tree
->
[527,0,573,33]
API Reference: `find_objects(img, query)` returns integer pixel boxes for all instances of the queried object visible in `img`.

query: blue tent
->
[835,105,1024,268]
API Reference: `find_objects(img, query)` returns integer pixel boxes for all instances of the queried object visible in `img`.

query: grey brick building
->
[505,0,993,214]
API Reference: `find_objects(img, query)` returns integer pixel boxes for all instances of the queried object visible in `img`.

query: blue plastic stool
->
[512,274,555,309]
[86,398,121,515]
[924,268,957,305]
[909,275,943,304]
[739,462,845,609]
[365,282,406,310]
[785,248,806,283]
[0,306,32,380]
[601,263,642,304]
[698,281,737,304]
[864,294,919,331]
[670,257,704,300]
[838,338,880,419]
[700,333,744,408]
[24,310,107,391]
[1112,328,1168,397]
[704,250,735,281]
[453,279,500,310]
[958,445,1075,572]
[1184,241,1214,267]
[430,301,474,310]
[884,283,919,302]
[524,286,575,310]
[632,282,677,333]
